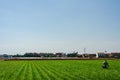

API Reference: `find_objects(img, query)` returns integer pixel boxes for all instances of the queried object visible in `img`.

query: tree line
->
[12,52,79,57]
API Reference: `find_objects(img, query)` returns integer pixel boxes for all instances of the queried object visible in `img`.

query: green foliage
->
[0,60,120,80]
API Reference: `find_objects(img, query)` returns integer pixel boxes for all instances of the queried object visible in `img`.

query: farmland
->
[0,60,120,80]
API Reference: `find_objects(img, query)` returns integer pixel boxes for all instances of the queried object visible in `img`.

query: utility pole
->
[84,48,86,54]
[83,48,86,58]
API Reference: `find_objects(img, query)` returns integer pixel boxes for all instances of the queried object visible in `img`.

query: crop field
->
[0,60,120,80]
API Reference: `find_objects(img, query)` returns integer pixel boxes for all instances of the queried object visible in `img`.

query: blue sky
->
[0,0,120,54]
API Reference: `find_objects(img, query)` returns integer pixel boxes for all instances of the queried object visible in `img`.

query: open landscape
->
[0,0,120,80]
[0,60,120,80]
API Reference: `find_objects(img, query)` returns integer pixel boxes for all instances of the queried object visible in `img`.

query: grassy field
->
[0,60,120,80]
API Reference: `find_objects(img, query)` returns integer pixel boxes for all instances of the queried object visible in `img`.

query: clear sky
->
[0,0,120,54]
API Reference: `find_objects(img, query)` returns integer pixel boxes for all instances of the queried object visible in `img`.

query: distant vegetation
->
[1,52,120,60]
[12,52,78,57]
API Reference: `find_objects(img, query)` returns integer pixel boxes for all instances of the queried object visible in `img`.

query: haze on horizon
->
[0,0,120,54]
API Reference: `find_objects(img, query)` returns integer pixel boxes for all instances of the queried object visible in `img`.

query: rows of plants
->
[0,60,120,80]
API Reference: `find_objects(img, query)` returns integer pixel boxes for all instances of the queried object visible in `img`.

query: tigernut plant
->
[0,60,120,80]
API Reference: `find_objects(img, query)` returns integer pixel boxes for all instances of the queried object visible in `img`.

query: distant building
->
[82,53,89,58]
[110,52,120,58]
[88,54,96,58]
[55,53,66,57]
[77,54,83,58]
[97,52,110,58]
[0,54,12,59]
[82,53,96,58]
[97,52,104,58]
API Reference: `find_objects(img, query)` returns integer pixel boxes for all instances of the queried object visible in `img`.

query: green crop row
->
[0,60,120,80]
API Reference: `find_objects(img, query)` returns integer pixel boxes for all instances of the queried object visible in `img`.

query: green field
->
[0,60,120,80]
